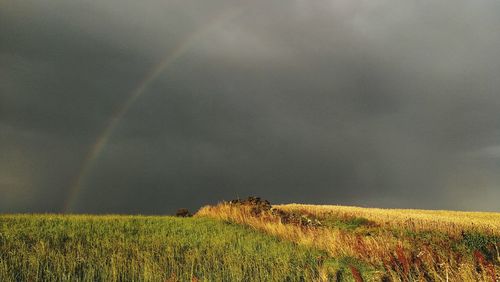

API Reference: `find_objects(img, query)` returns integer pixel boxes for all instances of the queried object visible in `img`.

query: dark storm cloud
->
[2,0,500,213]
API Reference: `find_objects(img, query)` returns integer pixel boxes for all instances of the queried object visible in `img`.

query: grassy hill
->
[198,200,500,281]
[1,201,499,281]
[0,215,326,281]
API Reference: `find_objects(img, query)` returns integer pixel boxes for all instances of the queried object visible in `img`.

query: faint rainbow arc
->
[63,9,243,212]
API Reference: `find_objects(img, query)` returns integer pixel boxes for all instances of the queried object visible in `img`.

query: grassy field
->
[277,204,500,236]
[198,202,500,281]
[0,215,331,281]
[1,204,498,281]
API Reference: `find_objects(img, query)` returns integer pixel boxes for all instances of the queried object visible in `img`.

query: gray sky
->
[1,0,500,214]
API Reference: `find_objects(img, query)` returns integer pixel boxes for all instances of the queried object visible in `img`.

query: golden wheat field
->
[277,204,500,236]
[198,201,500,281]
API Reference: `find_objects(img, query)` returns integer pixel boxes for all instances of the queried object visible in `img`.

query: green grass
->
[0,215,327,281]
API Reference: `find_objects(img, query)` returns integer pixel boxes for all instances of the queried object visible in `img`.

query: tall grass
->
[0,215,326,281]
[277,204,500,236]
[2,205,498,281]
[198,203,500,281]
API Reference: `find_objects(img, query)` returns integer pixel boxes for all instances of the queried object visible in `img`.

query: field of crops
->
[198,201,500,281]
[1,202,498,281]
[278,204,500,236]
[0,215,327,281]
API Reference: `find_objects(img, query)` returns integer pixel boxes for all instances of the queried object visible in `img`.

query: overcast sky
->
[2,0,500,214]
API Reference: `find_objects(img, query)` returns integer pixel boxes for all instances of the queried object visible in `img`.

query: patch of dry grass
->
[277,204,500,236]
[197,202,500,281]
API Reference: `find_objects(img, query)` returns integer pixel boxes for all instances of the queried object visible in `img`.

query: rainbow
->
[63,8,243,212]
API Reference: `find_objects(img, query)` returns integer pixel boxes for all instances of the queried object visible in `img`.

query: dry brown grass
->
[197,202,500,281]
[277,204,500,237]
